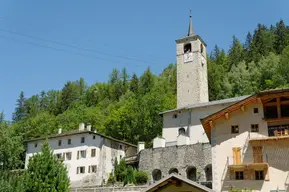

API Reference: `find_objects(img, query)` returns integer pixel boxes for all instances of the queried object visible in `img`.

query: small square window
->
[251,124,259,132]
[89,165,97,173]
[34,143,37,148]
[173,114,178,119]
[80,150,86,158]
[56,153,62,159]
[119,145,123,150]
[77,166,85,174]
[235,171,244,180]
[93,135,96,140]
[254,108,259,114]
[255,170,264,180]
[65,152,72,160]
[58,140,62,146]
[68,139,71,145]
[231,125,239,134]
[81,137,85,143]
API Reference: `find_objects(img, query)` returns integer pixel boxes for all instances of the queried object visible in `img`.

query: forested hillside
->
[1,20,289,171]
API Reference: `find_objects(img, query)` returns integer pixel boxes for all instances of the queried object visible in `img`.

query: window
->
[68,139,71,145]
[58,140,62,146]
[184,43,192,53]
[77,166,85,174]
[81,137,85,143]
[255,170,264,180]
[251,124,259,132]
[91,149,96,157]
[178,127,186,135]
[173,114,178,119]
[89,165,97,173]
[231,125,239,134]
[120,155,122,159]
[119,145,123,150]
[56,153,62,159]
[81,150,86,158]
[77,150,86,159]
[93,135,96,140]
[253,108,259,114]
[64,152,72,160]
[200,44,204,53]
[34,143,37,148]
[235,171,244,180]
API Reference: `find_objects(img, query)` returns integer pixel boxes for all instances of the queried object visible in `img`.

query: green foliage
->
[123,166,136,186]
[134,170,148,185]
[0,170,26,192]
[107,172,116,185]
[25,140,70,192]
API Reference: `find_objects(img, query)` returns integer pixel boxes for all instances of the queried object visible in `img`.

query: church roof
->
[143,173,214,192]
[159,95,250,115]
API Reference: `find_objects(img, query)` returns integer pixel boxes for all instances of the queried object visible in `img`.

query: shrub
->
[135,170,148,185]
[107,172,116,185]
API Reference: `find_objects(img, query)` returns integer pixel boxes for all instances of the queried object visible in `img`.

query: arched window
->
[152,169,162,181]
[186,166,196,181]
[184,43,192,53]
[205,164,212,181]
[178,128,186,136]
[168,168,178,174]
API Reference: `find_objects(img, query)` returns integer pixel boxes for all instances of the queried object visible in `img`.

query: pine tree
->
[25,140,70,192]
[0,111,4,123]
[275,19,289,54]
[228,36,244,71]
[130,73,139,94]
[13,91,26,122]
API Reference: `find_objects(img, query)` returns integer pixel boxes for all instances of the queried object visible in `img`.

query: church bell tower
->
[176,11,208,108]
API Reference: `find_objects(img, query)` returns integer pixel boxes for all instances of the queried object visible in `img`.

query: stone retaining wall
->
[138,143,212,183]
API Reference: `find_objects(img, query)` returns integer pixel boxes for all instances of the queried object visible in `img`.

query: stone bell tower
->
[176,11,208,108]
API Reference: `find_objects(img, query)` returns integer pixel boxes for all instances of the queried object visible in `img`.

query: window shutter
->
[77,167,79,174]
[88,166,91,173]
[77,151,79,159]
[84,150,86,158]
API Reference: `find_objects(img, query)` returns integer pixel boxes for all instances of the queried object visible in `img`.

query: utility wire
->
[0,28,156,65]
[0,35,144,66]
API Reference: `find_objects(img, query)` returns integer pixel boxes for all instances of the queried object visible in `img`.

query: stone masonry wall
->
[138,143,211,183]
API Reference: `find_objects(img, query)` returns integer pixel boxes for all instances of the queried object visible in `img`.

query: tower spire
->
[188,9,195,36]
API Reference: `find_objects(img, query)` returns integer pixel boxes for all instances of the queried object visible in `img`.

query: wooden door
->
[233,147,241,165]
[253,146,263,163]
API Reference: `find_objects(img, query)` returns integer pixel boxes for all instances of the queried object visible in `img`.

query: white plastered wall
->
[25,133,128,186]
[211,102,289,192]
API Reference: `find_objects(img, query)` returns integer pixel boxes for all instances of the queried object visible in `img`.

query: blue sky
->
[0,0,289,120]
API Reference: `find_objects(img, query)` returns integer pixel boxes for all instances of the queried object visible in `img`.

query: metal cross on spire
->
[187,9,195,36]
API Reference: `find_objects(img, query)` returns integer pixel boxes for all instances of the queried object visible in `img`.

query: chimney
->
[58,127,62,134]
[79,123,85,131]
[137,142,145,153]
[86,123,92,131]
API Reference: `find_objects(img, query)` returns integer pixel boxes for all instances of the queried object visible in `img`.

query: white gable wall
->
[162,102,236,145]
[25,133,130,186]
[211,102,289,191]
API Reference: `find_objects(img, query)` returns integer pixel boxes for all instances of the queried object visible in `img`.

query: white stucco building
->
[152,11,289,192]
[201,89,289,192]
[25,123,137,187]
